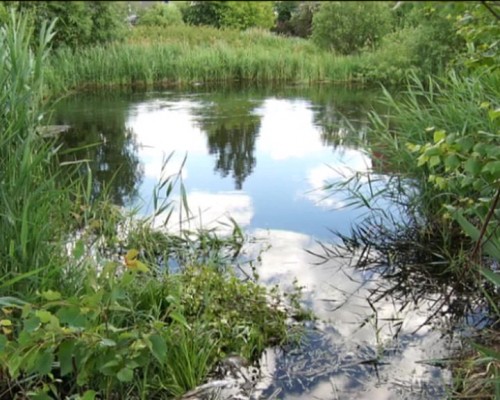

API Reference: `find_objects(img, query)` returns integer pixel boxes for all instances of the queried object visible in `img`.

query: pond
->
[53,85,455,399]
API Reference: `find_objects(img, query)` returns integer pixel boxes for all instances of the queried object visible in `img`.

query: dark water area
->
[52,85,459,399]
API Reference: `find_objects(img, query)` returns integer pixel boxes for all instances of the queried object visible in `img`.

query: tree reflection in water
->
[52,92,143,206]
[191,90,262,190]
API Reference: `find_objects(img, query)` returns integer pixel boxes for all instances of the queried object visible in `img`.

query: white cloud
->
[126,100,207,180]
[151,190,253,235]
[256,99,324,160]
[304,149,372,209]
[244,228,451,398]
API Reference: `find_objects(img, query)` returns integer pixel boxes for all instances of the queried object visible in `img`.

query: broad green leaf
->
[30,393,52,400]
[417,154,428,166]
[429,155,441,168]
[24,316,41,333]
[135,260,150,273]
[473,142,488,156]
[125,249,139,260]
[464,158,482,176]
[58,339,75,376]
[445,154,460,171]
[35,310,52,324]
[433,130,446,143]
[80,390,97,400]
[116,367,134,382]
[57,306,87,328]
[101,360,120,376]
[482,161,500,179]
[34,350,54,375]
[486,146,500,158]
[41,290,61,301]
[423,146,441,157]
[149,334,168,363]
[488,108,500,122]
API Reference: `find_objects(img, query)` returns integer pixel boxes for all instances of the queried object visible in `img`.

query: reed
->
[45,25,365,93]
[0,13,79,296]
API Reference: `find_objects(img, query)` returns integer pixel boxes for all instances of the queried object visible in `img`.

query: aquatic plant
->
[0,12,78,296]
[43,24,366,94]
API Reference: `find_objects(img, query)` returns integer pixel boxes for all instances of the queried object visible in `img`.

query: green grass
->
[0,13,80,297]
[45,25,365,93]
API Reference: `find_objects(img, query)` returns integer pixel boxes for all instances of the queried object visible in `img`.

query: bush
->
[312,1,392,54]
[222,1,275,31]
[289,1,319,38]
[273,0,299,35]
[183,1,275,31]
[273,1,319,38]
[12,1,127,49]
[182,1,228,28]
[137,3,184,28]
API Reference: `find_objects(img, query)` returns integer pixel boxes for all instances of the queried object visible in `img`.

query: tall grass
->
[45,25,364,93]
[0,13,78,296]
[367,70,499,218]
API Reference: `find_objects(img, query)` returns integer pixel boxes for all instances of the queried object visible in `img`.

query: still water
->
[54,85,453,399]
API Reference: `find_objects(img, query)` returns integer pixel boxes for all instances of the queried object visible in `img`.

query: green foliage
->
[288,1,319,38]
[453,1,500,71]
[0,12,75,295]
[221,1,275,31]
[273,1,319,38]
[12,1,127,49]
[369,71,498,219]
[182,1,274,31]
[0,247,299,398]
[182,1,228,28]
[137,2,184,28]
[0,12,310,399]
[45,24,363,93]
[87,1,128,46]
[312,1,392,54]
[274,0,299,35]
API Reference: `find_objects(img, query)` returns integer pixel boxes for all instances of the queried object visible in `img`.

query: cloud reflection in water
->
[245,229,451,400]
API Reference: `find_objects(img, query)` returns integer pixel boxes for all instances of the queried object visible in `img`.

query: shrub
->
[137,2,184,28]
[222,1,275,31]
[182,1,228,28]
[312,1,392,54]
[183,1,275,31]
[12,1,127,49]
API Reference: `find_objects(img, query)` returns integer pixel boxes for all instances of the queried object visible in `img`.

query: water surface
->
[54,85,453,399]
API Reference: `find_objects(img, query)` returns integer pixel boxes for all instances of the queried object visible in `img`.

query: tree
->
[182,1,228,28]
[222,1,275,31]
[137,2,184,27]
[7,1,126,49]
[183,1,275,30]
[312,1,392,54]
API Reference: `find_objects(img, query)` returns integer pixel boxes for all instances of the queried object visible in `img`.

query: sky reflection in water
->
[55,87,451,399]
